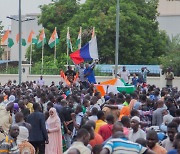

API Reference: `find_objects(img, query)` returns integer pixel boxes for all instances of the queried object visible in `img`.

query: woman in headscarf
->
[17,126,35,154]
[45,107,63,154]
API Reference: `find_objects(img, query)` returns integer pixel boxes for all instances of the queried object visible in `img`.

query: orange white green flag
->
[16,33,26,46]
[1,30,14,48]
[67,27,73,52]
[37,28,46,48]
[28,30,37,44]
[76,27,82,49]
[48,27,59,48]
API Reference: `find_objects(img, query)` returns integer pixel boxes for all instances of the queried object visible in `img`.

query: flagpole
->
[92,27,95,38]
[67,44,69,66]
[30,42,32,73]
[54,27,57,64]
[6,47,9,72]
[67,27,69,66]
[80,26,82,49]
[115,0,120,78]
[41,40,44,74]
[6,30,10,72]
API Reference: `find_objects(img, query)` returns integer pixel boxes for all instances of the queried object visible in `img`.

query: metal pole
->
[67,27,69,66]
[54,27,57,64]
[30,43,32,73]
[42,38,44,74]
[6,49,8,72]
[80,26,82,49]
[18,0,22,84]
[115,0,120,78]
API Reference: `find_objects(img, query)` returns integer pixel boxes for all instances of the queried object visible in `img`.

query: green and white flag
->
[48,27,59,48]
[67,27,73,52]
[76,27,82,49]
[37,28,46,48]
[16,33,26,46]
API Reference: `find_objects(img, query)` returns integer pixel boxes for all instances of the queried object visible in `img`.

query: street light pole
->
[19,0,22,84]
[115,0,120,78]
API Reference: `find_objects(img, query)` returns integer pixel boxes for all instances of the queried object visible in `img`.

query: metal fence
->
[31,68,60,75]
[0,66,160,76]
[0,67,18,74]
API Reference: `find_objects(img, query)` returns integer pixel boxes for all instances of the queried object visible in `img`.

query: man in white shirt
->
[118,66,130,84]
[37,76,45,88]
[128,116,146,142]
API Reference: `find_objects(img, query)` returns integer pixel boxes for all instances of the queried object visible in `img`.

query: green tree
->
[28,0,80,66]
[33,0,169,65]
[160,35,180,76]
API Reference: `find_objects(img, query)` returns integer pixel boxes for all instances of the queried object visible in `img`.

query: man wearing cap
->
[128,116,146,142]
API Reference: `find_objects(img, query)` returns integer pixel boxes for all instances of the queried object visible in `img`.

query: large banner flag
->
[16,33,26,46]
[1,30,14,48]
[28,30,37,44]
[48,27,60,48]
[67,27,73,52]
[76,27,82,49]
[37,28,46,48]
[95,78,135,96]
[70,27,98,64]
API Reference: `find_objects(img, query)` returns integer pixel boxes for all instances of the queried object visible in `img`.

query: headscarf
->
[9,95,15,103]
[47,107,61,124]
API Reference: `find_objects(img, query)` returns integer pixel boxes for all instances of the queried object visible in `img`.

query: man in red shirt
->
[86,120,104,148]
[98,115,114,141]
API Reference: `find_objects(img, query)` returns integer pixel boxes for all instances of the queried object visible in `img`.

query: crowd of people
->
[0,63,179,154]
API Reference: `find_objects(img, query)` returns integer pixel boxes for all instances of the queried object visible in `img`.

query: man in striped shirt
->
[100,131,155,154]
[0,124,20,154]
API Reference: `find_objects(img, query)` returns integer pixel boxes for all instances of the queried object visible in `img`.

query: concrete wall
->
[157,0,180,37]
[157,16,180,37]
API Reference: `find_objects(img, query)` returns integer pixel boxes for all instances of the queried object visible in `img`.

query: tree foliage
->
[31,0,169,65]
[160,35,180,76]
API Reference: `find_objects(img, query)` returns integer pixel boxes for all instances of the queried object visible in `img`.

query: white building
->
[157,0,180,37]
[9,13,42,61]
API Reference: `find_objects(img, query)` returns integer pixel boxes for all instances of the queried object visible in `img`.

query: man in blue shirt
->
[84,61,97,84]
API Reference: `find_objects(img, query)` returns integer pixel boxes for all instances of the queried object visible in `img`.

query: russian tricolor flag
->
[70,36,98,64]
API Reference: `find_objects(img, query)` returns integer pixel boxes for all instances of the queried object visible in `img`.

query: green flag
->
[8,38,14,48]
[22,38,26,46]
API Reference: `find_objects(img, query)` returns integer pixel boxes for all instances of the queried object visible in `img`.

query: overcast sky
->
[0,0,52,30]
[0,0,86,30]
